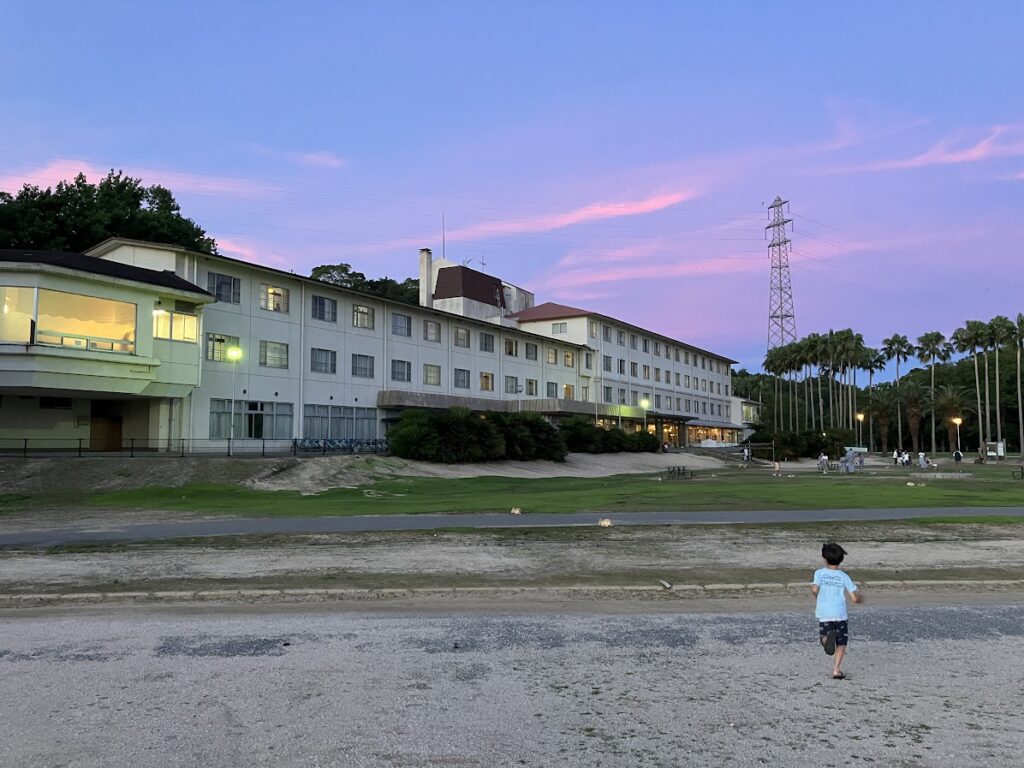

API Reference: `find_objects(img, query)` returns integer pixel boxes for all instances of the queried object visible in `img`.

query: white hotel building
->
[0,238,756,451]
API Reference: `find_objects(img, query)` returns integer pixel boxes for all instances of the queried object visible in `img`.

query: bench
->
[662,466,694,480]
[1013,466,1024,480]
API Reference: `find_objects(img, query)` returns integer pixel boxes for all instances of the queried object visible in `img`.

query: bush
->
[749,427,855,460]
[558,416,604,453]
[625,430,661,453]
[488,412,567,462]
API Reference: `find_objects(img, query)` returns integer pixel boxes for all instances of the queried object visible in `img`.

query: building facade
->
[0,238,753,450]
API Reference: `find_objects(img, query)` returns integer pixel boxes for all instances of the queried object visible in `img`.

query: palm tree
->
[805,333,826,431]
[868,384,898,453]
[862,347,886,451]
[989,315,1016,454]
[882,333,914,450]
[917,331,951,455]
[952,322,985,452]
[1016,313,1024,457]
[763,346,785,432]
[902,381,926,455]
[931,384,973,453]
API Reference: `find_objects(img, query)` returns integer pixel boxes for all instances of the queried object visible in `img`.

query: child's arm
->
[850,590,862,604]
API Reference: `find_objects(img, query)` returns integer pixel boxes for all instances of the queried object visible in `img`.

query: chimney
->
[418,248,433,307]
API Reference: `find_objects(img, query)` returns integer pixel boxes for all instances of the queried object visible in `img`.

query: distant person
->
[893,449,899,466]
[953,449,963,469]
[812,542,862,680]
[918,451,927,469]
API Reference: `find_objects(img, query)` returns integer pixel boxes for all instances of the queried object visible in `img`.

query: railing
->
[0,437,390,458]
[34,329,135,354]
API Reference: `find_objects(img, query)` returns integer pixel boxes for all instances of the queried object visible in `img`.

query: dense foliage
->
[558,416,661,454]
[310,263,419,304]
[0,171,216,254]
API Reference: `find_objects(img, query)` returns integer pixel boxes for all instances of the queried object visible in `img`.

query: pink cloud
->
[216,235,293,270]
[0,158,280,199]
[833,124,1024,173]
[544,253,761,296]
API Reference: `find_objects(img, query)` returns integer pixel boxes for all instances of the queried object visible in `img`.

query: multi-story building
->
[0,238,752,450]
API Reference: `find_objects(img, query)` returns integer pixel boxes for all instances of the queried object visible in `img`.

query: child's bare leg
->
[832,646,847,676]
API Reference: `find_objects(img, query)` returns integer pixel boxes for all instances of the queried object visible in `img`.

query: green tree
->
[916,331,951,455]
[952,322,986,451]
[931,384,973,454]
[1016,313,1024,455]
[311,262,419,304]
[0,171,216,253]
[988,315,1016,452]
[901,381,927,455]
[882,333,914,450]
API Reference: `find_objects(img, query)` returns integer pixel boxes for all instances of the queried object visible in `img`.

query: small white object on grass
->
[658,580,672,590]
[510,506,521,515]
[906,481,916,487]
[597,518,612,528]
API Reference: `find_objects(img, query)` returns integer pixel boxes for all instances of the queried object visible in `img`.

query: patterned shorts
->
[818,620,849,646]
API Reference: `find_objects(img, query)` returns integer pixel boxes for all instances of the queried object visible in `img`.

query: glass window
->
[545,347,557,364]
[642,338,650,353]
[505,339,519,356]
[423,363,441,386]
[205,333,240,362]
[675,372,681,386]
[352,305,375,329]
[301,405,378,440]
[454,327,470,347]
[391,313,412,337]
[584,352,592,369]
[618,359,626,374]
[0,286,34,342]
[642,365,650,380]
[352,354,375,378]
[603,386,612,403]
[207,272,240,304]
[504,375,519,394]
[602,325,612,342]
[655,368,661,382]
[617,330,625,346]
[589,321,598,339]
[311,295,337,322]
[479,332,495,352]
[631,391,638,406]
[564,351,575,368]
[546,381,557,398]
[153,309,197,342]
[526,379,538,396]
[36,289,136,353]
[210,399,293,439]
[654,342,661,356]
[629,334,637,350]
[391,359,412,382]
[258,340,289,368]
[563,384,574,400]
[480,372,494,391]
[259,284,289,313]
[617,388,626,404]
[655,395,662,409]
[603,355,612,372]
[525,342,538,360]
[630,362,638,377]
[311,348,336,374]
[454,368,470,389]
[423,320,441,342]
[552,322,568,334]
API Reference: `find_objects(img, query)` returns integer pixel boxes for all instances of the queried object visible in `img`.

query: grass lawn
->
[75,470,1024,517]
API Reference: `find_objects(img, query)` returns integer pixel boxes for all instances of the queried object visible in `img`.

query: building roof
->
[0,248,212,296]
[432,265,506,308]
[508,302,738,365]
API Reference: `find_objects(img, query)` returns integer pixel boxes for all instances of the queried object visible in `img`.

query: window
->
[589,321,598,339]
[0,286,33,342]
[505,339,519,357]
[685,399,691,412]
[552,322,568,334]
[207,272,240,304]
[423,364,441,386]
[642,338,650,353]
[717,383,722,394]
[631,391,638,406]
[454,327,470,347]
[629,334,637,350]
[525,342,538,360]
[617,330,626,346]
[685,375,691,387]
[675,372,681,386]
[454,368,470,389]
[210,399,293,439]
[310,348,336,374]
[725,385,730,396]
[655,368,661,383]
[603,355,613,372]
[642,365,650,380]
[424,320,441,342]
[563,384,574,400]
[258,340,289,369]
[618,359,626,375]
[584,352,592,369]
[654,342,661,356]
[563,351,575,368]
[479,332,495,352]
[546,382,557,398]
[153,309,197,343]
[391,313,412,337]
[603,386,613,403]
[674,349,680,362]
[580,386,588,402]
[505,375,519,394]
[630,362,638,377]
[718,404,723,417]
[655,395,662,409]
[703,402,708,414]
[311,295,337,322]
[526,379,538,396]
[726,405,731,418]
[391,359,412,382]
[352,305,375,329]
[352,354,375,378]
[36,289,136,354]
[618,388,626,404]
[259,284,289,313]
[303,404,377,439]
[702,379,708,391]
[701,357,707,369]
[205,333,240,362]
[545,347,557,364]
[480,372,494,391]
[685,351,691,365]
[602,325,612,342]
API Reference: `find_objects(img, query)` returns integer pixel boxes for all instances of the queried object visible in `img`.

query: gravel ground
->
[3,600,1023,767]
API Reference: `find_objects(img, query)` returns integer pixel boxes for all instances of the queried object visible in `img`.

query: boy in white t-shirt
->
[811,542,862,680]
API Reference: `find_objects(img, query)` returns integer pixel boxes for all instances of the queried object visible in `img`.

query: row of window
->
[208,400,378,440]
[589,319,726,372]
[598,385,731,417]
[599,355,729,394]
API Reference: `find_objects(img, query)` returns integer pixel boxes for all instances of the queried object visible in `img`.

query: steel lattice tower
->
[766,196,797,350]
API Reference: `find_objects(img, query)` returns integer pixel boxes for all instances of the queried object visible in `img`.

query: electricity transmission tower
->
[766,196,797,350]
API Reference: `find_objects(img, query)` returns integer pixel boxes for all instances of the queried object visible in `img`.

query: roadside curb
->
[2,579,1023,606]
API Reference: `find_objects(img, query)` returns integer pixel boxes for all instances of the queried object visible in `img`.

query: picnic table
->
[661,466,695,480]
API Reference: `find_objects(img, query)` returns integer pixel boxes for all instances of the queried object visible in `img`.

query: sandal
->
[832,672,846,680]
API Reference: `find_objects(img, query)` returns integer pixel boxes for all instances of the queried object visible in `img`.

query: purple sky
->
[2,2,1022,373]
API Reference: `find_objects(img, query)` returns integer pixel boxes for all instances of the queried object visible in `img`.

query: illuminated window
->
[505,339,519,356]
[0,286,34,342]
[36,289,136,353]
[423,364,441,386]
[259,284,289,313]
[563,351,575,368]
[526,379,538,396]
[545,347,557,364]
[153,309,197,343]
[205,333,239,361]
[480,372,494,391]
[563,384,574,400]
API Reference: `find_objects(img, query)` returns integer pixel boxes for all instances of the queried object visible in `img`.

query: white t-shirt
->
[812,567,857,621]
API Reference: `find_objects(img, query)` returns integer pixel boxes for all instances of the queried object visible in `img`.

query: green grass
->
[78,471,1024,517]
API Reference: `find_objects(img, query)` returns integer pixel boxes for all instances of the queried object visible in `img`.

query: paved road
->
[2,506,1024,548]
[3,600,1023,767]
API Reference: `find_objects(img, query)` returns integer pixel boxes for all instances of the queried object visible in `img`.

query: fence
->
[0,437,390,458]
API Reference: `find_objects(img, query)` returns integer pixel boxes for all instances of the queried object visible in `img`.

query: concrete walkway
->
[3,506,1023,548]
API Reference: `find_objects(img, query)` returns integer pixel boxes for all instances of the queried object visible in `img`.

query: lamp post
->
[226,346,242,454]
[856,412,865,449]
[640,397,650,433]
[952,416,962,453]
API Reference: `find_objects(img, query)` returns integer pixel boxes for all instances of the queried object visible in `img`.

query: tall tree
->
[882,333,914,450]
[868,384,898,453]
[0,170,216,253]
[952,322,986,452]
[1016,313,1024,456]
[902,381,926,455]
[916,331,950,455]
[862,347,886,451]
[989,315,1016,454]
[931,384,973,454]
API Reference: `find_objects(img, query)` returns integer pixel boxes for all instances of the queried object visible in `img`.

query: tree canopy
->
[310,262,418,304]
[0,170,216,254]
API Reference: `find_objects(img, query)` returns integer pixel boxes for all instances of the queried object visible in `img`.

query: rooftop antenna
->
[479,249,487,271]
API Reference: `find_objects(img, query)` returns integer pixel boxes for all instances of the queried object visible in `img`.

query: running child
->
[811,542,862,680]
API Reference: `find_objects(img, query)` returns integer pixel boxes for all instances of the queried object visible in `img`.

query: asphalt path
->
[3,600,1023,767]
[2,506,1024,547]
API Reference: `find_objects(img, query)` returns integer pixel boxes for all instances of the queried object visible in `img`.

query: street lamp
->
[856,412,865,449]
[226,346,242,452]
[952,416,962,453]
[640,397,650,433]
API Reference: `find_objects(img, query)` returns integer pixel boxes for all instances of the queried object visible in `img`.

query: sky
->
[2,1,1022,374]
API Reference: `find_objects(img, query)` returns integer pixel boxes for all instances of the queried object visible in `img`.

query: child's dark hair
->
[822,542,847,566]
